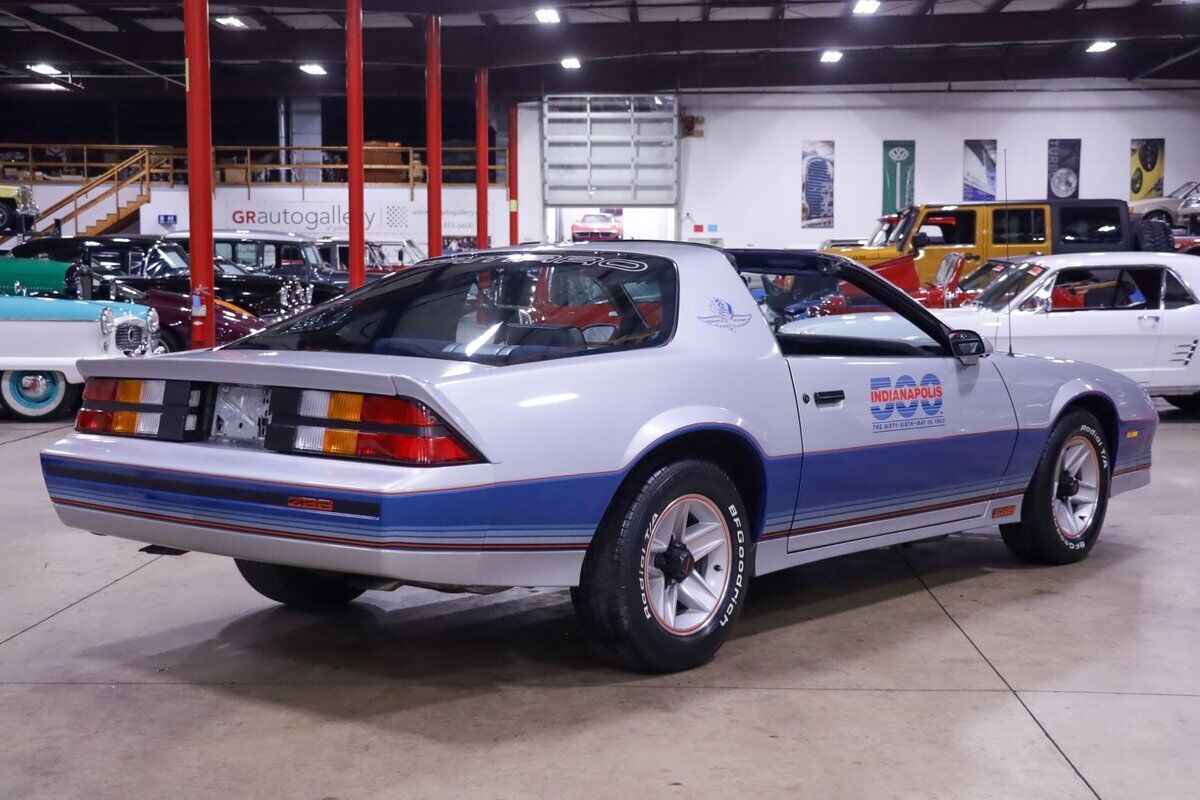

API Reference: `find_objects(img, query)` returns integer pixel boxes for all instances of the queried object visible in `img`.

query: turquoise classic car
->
[0,295,161,420]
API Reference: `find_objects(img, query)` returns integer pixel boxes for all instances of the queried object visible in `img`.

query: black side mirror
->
[911,231,930,250]
[948,329,990,366]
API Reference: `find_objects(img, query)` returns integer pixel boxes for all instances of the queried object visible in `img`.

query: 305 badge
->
[870,374,945,433]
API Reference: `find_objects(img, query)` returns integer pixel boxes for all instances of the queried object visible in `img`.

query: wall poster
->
[962,139,997,201]
[1130,138,1165,201]
[801,140,835,228]
[1047,139,1081,199]
[881,140,916,215]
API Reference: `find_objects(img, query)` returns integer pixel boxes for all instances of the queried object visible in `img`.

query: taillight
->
[76,378,203,440]
[266,390,480,466]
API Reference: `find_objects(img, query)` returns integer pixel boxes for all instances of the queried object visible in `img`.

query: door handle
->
[813,389,845,406]
[1138,314,1160,321]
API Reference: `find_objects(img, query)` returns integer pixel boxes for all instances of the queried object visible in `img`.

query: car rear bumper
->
[54,501,585,587]
[42,448,595,588]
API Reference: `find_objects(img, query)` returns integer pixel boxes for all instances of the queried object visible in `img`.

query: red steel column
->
[346,0,365,288]
[474,68,488,250]
[507,102,518,245]
[425,14,442,257]
[183,0,214,348]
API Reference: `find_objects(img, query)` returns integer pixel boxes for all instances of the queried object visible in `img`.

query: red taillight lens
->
[75,408,113,432]
[75,378,197,439]
[287,390,479,466]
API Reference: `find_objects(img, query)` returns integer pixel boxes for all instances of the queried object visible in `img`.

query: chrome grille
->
[115,322,145,353]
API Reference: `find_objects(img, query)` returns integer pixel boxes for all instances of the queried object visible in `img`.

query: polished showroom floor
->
[2,406,1197,800]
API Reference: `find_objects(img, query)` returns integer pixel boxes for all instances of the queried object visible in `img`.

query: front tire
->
[573,459,752,672]
[235,559,366,610]
[1001,410,1110,565]
[0,370,80,420]
[1143,210,1173,227]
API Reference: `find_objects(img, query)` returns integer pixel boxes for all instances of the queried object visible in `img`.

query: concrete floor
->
[2,406,1198,800]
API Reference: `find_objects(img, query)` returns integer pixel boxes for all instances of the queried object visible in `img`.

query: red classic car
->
[571,213,622,242]
[811,253,1025,315]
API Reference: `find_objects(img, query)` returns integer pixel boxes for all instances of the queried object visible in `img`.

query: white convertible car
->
[41,244,1156,671]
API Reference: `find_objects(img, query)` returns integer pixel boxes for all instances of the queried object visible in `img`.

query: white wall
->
[677,88,1200,248]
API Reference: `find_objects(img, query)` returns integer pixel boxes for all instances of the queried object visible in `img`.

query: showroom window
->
[1058,207,1123,244]
[1048,267,1162,311]
[1164,272,1196,309]
[992,208,1046,245]
[916,210,976,245]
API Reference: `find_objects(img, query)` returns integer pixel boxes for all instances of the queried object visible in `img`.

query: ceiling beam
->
[5,44,1188,99]
[2,6,1196,70]
[1137,42,1200,78]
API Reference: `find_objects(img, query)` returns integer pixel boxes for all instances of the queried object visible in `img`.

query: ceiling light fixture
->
[26,63,61,75]
[215,16,247,28]
[535,8,561,23]
[299,63,327,75]
[853,0,881,13]
[561,56,581,69]
[820,50,844,63]
[1086,40,1116,53]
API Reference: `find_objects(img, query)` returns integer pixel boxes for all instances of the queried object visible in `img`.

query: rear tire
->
[235,559,366,610]
[1001,410,1110,565]
[1163,393,1200,415]
[0,370,80,420]
[1135,218,1175,252]
[0,200,14,233]
[573,459,752,672]
[1143,210,1173,226]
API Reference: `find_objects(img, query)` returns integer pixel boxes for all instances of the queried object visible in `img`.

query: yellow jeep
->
[822,199,1167,285]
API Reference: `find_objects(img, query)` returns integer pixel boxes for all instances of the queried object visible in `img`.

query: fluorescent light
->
[535,8,561,23]
[853,0,880,13]
[299,63,327,75]
[214,16,247,28]
[820,50,844,63]
[561,56,581,69]
[26,63,61,76]
[1087,40,1116,53]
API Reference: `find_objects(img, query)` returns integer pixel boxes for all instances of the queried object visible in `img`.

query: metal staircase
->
[1,148,160,246]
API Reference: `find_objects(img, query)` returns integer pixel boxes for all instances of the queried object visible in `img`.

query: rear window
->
[230,251,677,366]
[1058,206,1123,244]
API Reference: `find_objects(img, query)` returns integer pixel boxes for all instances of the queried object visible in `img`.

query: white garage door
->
[542,94,678,207]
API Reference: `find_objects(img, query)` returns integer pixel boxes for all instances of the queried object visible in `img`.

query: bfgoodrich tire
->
[572,459,752,672]
[235,559,366,610]
[0,370,81,420]
[1001,410,1111,565]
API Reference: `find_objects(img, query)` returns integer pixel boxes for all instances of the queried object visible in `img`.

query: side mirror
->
[948,329,991,366]
[911,231,930,250]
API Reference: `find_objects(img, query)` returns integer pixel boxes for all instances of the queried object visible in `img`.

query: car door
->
[910,207,981,285]
[987,205,1048,261]
[777,272,1018,553]
[1009,266,1163,386]
[1152,269,1200,391]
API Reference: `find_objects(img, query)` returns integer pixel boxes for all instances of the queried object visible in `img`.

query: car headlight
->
[99,307,115,336]
[305,283,314,304]
[278,285,290,306]
[145,308,160,334]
